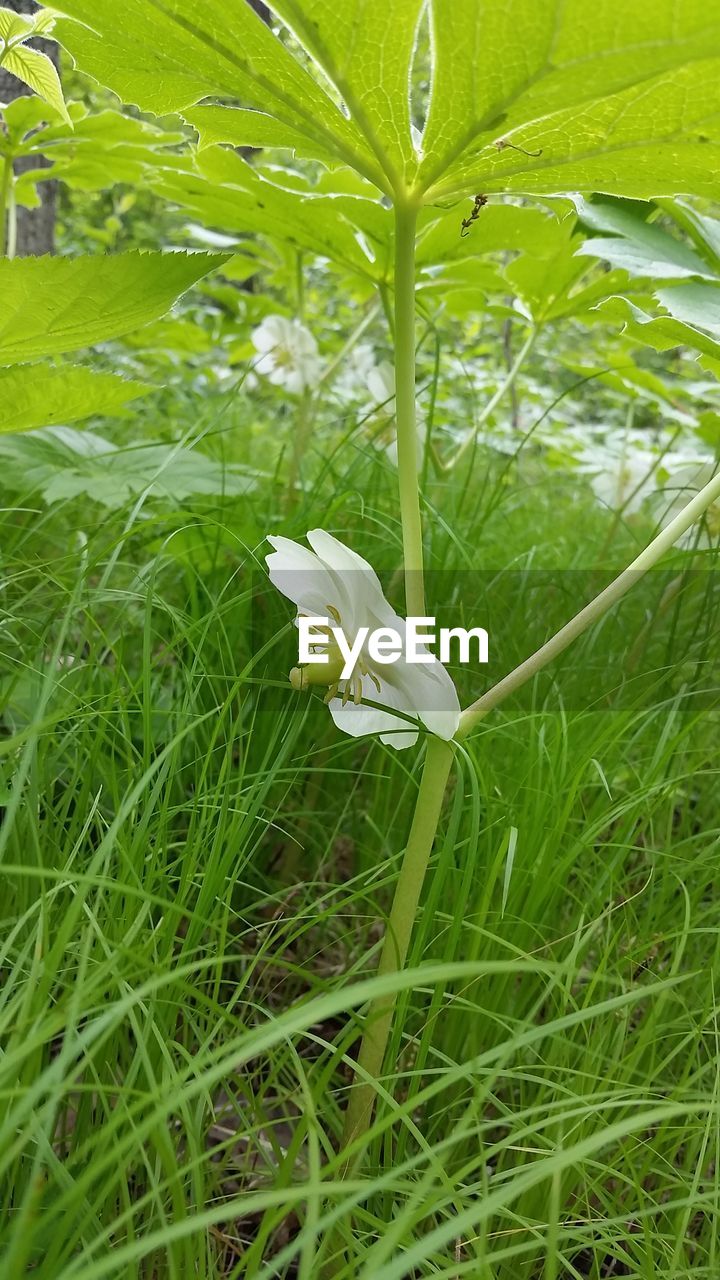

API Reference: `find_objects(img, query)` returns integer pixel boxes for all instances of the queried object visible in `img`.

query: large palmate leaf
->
[0,365,150,434]
[54,0,386,189]
[267,0,424,185]
[0,252,228,365]
[152,149,393,281]
[417,1,720,199]
[56,0,720,204]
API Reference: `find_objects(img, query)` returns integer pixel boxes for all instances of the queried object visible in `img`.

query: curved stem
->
[394,199,425,617]
[339,736,454,1165]
[459,464,720,737]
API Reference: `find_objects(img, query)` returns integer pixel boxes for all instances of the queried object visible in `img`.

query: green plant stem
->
[0,154,12,258]
[445,326,536,471]
[295,249,305,320]
[339,736,454,1164]
[336,200,446,1163]
[6,171,16,260]
[285,388,315,511]
[458,463,720,737]
[0,159,7,255]
[394,199,425,617]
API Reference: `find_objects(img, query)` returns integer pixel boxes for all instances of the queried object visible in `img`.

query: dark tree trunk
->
[0,0,59,255]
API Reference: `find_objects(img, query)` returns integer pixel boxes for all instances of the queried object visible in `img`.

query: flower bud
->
[289,653,345,691]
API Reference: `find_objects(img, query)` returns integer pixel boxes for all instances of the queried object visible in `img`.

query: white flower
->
[366,361,426,470]
[367,360,396,413]
[575,442,660,514]
[251,314,322,394]
[265,530,460,749]
[333,342,378,401]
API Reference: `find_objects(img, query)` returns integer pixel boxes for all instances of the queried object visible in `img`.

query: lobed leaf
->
[0,365,150,435]
[268,0,424,186]
[576,198,717,281]
[152,149,392,281]
[0,428,260,507]
[0,252,229,365]
[54,0,385,188]
[184,105,339,167]
[596,292,720,363]
[417,0,720,200]
[53,0,720,205]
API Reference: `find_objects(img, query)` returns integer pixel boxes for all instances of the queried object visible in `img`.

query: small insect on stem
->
[460,192,488,238]
[494,136,543,159]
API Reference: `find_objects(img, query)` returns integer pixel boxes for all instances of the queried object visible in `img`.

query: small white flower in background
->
[333,342,378,402]
[365,361,426,471]
[575,441,660,514]
[266,530,460,749]
[366,360,396,414]
[251,314,322,394]
[383,421,427,471]
[653,457,720,548]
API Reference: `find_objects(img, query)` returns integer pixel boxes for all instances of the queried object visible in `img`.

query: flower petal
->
[266,535,340,618]
[328,680,419,749]
[252,315,285,354]
[376,624,460,741]
[306,529,398,629]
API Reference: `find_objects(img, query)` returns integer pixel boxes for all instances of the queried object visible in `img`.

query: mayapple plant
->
[50,0,720,1170]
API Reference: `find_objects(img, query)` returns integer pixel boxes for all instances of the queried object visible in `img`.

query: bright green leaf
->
[416,202,562,267]
[184,106,339,167]
[268,0,424,185]
[656,283,720,333]
[152,150,391,281]
[31,8,59,37]
[596,294,720,362]
[53,0,720,206]
[578,235,714,282]
[0,6,33,40]
[0,427,260,508]
[0,252,229,365]
[667,202,720,269]
[0,43,70,124]
[0,365,150,435]
[54,0,384,187]
[418,1,720,200]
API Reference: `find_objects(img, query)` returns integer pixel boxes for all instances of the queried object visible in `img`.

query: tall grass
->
[1,410,718,1277]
